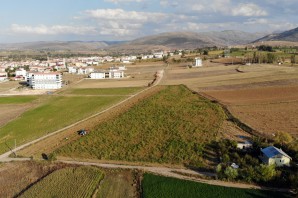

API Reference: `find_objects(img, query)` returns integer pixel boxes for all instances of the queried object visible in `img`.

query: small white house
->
[194,57,203,67]
[260,146,292,167]
[237,140,253,150]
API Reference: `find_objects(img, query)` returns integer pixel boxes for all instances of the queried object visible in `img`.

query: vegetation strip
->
[142,173,288,198]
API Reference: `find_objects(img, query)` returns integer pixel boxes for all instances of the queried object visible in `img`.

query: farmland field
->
[57,85,226,165]
[60,87,144,96]
[97,170,137,198]
[204,85,298,137]
[0,95,124,154]
[0,96,38,104]
[20,166,103,198]
[142,173,288,198]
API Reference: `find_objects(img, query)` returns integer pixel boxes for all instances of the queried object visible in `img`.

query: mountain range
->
[0,27,297,53]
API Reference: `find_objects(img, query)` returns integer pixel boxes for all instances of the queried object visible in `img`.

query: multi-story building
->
[27,72,62,89]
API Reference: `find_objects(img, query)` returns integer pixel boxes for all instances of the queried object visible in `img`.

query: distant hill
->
[0,41,114,51]
[254,27,298,42]
[106,31,266,53]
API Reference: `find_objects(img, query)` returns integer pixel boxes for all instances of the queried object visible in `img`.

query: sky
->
[0,0,297,43]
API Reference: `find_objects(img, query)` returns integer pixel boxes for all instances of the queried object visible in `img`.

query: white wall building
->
[194,57,203,67]
[27,72,62,89]
[90,69,124,79]
[15,68,27,78]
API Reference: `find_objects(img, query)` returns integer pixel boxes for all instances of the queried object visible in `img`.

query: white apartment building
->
[27,72,62,89]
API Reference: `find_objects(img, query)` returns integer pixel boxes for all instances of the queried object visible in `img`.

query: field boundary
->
[191,90,262,137]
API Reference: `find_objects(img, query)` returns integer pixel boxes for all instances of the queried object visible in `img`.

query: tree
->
[291,55,296,65]
[257,164,276,182]
[224,167,238,180]
[274,131,293,146]
[203,50,209,55]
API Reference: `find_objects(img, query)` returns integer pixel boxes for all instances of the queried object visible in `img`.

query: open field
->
[60,87,144,96]
[142,173,288,198]
[162,63,298,137]
[0,161,66,197]
[56,85,226,166]
[0,81,19,93]
[0,96,38,104]
[0,95,124,154]
[204,86,298,137]
[17,86,164,158]
[20,166,103,198]
[97,169,137,198]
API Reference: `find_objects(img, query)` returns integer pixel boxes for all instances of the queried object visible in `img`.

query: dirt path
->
[0,70,164,160]
[58,159,289,192]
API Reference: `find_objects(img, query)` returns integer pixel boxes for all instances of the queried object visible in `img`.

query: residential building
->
[27,72,62,89]
[237,140,253,150]
[90,69,124,79]
[260,146,292,167]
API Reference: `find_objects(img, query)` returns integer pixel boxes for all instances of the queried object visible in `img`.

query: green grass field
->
[0,95,124,154]
[20,166,103,198]
[0,96,38,104]
[60,87,144,95]
[142,174,288,198]
[57,85,226,165]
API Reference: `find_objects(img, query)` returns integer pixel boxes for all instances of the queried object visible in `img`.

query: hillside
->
[254,27,298,42]
[106,31,266,53]
[0,41,110,51]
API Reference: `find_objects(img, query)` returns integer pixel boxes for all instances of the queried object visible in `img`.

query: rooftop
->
[261,146,292,159]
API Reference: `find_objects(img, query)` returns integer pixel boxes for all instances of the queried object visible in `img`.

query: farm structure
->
[194,57,203,67]
[237,140,253,150]
[27,72,62,89]
[260,146,292,167]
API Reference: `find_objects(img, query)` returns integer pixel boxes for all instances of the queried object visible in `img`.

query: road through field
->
[0,69,164,161]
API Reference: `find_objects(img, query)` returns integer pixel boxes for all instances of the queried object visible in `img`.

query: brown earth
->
[0,161,68,197]
[0,104,33,127]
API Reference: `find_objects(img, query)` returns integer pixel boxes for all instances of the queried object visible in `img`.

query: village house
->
[237,140,253,150]
[260,146,292,167]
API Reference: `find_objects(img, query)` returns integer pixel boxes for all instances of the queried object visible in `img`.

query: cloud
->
[10,24,97,35]
[232,3,268,16]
